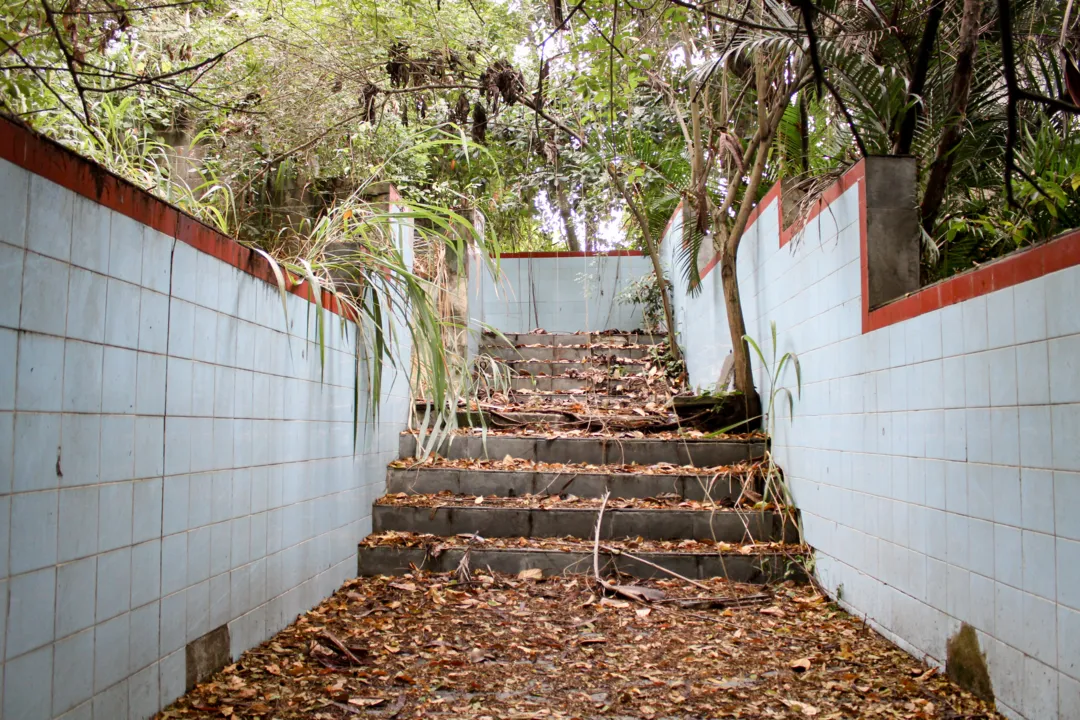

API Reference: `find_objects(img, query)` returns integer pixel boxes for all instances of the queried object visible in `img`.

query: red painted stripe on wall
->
[0,115,360,320]
[497,250,645,258]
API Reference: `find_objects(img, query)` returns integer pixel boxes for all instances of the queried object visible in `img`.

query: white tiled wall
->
[0,158,410,720]
[468,255,652,334]
[663,185,1080,719]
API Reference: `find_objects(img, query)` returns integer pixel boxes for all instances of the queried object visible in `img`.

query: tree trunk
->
[894,0,945,155]
[553,181,581,251]
[606,165,682,362]
[718,137,770,426]
[920,0,983,235]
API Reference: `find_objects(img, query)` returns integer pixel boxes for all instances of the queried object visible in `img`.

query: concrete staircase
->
[358,330,800,583]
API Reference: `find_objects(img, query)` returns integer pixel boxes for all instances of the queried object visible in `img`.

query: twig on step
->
[599,544,715,593]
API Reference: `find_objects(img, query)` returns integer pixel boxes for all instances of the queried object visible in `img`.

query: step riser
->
[386,468,749,502]
[484,346,652,362]
[510,362,645,375]
[510,377,653,392]
[357,546,796,582]
[482,333,663,347]
[372,506,789,542]
[400,435,765,466]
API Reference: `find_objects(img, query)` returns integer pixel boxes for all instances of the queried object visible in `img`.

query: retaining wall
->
[0,118,411,720]
[467,251,652,334]
[661,159,1080,719]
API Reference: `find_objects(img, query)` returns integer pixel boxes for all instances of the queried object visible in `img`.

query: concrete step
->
[482,332,664,348]
[509,375,654,393]
[356,543,795,582]
[508,360,645,376]
[372,501,792,542]
[385,466,754,501]
[484,346,652,362]
[399,433,765,466]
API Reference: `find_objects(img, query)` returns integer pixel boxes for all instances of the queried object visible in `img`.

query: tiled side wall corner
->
[668,177,1080,720]
[470,255,652,334]
[0,156,409,720]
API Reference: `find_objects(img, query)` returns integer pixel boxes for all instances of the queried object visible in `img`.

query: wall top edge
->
[866,224,1080,332]
[0,114,399,322]
[495,250,645,258]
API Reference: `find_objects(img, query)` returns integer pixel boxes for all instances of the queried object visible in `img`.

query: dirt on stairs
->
[359,329,805,584]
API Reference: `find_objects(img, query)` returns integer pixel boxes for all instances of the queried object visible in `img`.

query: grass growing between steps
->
[156,573,999,720]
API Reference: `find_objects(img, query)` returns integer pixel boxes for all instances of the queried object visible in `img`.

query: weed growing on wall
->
[616,270,670,333]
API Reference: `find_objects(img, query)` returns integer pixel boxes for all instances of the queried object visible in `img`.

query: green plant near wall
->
[616,270,670,333]
[744,322,802,543]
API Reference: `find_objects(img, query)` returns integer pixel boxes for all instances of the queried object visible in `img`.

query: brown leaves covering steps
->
[362,530,804,557]
[388,456,765,478]
[403,427,765,440]
[155,573,1000,720]
[376,492,758,511]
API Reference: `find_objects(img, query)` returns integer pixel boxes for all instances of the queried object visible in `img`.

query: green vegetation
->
[3,0,1079,425]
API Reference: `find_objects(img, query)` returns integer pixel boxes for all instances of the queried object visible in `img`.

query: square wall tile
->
[1022,530,1056,601]
[98,481,134,552]
[1016,340,1050,405]
[102,346,138,414]
[164,416,192,476]
[0,242,24,328]
[162,474,189,536]
[109,214,144,285]
[129,662,160,720]
[0,158,29,248]
[104,278,141,350]
[6,567,57,659]
[987,347,1017,407]
[63,339,104,412]
[135,351,166,416]
[1057,471,1080,541]
[3,644,53,720]
[66,267,108,343]
[160,533,188,597]
[1023,468,1056,533]
[1013,277,1048,345]
[961,296,989,353]
[100,415,135,483]
[58,486,99,563]
[10,490,58,574]
[94,611,131,692]
[16,332,64,411]
[142,230,172,294]
[192,306,217,363]
[71,193,111,274]
[159,592,186,658]
[168,299,196,360]
[27,174,74,261]
[129,601,160,672]
[138,289,169,354]
[1052,404,1080,472]
[52,627,95,715]
[985,287,1015,349]
[132,476,163,543]
[1047,266,1080,339]
[165,358,193,417]
[1019,406,1053,469]
[0,411,12,494]
[56,556,97,638]
[20,252,70,336]
[131,539,161,609]
[134,417,164,481]
[96,546,132,622]
[1049,334,1080,405]
[1060,537,1080,611]
[14,412,62,492]
[60,413,101,487]
[92,677,128,719]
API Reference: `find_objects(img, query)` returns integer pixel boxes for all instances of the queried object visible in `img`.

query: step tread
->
[376,491,757,511]
[358,533,806,581]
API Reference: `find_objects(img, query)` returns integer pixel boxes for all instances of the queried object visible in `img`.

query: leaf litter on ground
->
[155,572,1000,720]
